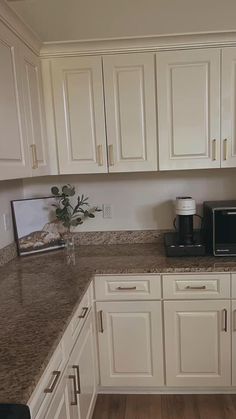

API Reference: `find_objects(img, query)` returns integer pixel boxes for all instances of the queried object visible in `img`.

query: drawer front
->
[29,343,64,418]
[94,275,161,300]
[232,274,236,298]
[70,287,91,344]
[162,273,230,299]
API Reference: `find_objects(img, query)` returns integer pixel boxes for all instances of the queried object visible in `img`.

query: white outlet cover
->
[3,213,11,231]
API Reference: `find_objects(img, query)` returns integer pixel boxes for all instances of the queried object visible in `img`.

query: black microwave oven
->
[203,200,236,256]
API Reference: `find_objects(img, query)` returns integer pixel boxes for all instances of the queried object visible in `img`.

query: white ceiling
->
[7,0,236,43]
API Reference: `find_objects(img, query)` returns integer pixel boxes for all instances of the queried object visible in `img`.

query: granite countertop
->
[1,242,236,406]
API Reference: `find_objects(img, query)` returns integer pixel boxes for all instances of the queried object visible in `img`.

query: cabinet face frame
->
[156,48,221,170]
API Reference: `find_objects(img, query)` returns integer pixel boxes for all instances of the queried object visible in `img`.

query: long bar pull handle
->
[97,145,103,166]
[117,286,137,291]
[233,310,236,332]
[222,309,227,332]
[223,138,228,161]
[44,371,61,393]
[108,144,114,166]
[185,285,206,290]
[69,375,78,406]
[78,307,89,319]
[73,365,81,394]
[98,310,104,333]
[212,139,217,161]
[30,144,38,169]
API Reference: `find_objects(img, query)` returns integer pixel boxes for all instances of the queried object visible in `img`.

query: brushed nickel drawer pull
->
[117,286,137,291]
[98,310,104,333]
[69,374,78,406]
[108,144,114,166]
[73,365,81,394]
[97,145,103,166]
[212,139,217,161]
[44,371,61,393]
[224,138,228,161]
[185,285,206,290]
[78,307,89,318]
[30,144,38,169]
[222,309,227,332]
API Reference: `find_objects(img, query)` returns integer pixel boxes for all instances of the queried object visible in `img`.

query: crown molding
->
[0,0,41,54]
[40,31,236,58]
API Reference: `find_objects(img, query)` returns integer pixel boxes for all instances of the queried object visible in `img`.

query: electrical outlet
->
[103,204,112,219]
[3,213,11,232]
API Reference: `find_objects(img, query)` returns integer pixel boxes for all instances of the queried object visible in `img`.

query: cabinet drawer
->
[162,273,230,299]
[94,275,161,300]
[70,287,92,344]
[29,343,64,419]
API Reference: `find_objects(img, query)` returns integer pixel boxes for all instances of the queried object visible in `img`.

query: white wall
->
[22,169,236,232]
[0,179,23,249]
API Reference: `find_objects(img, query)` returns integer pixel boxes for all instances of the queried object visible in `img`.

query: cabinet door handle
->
[116,286,137,291]
[30,144,38,169]
[223,138,228,161]
[97,145,103,166]
[73,365,81,394]
[78,307,88,318]
[108,144,114,166]
[44,371,61,393]
[98,310,104,333]
[185,285,206,290]
[222,309,227,332]
[69,374,78,406]
[212,139,217,161]
[233,310,236,332]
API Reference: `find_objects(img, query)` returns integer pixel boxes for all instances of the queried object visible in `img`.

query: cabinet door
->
[43,373,73,419]
[164,300,231,387]
[69,310,97,419]
[96,301,164,387]
[20,45,50,176]
[232,300,236,386]
[103,53,157,172]
[156,49,220,170]
[51,56,107,174]
[0,21,31,180]
[221,47,236,167]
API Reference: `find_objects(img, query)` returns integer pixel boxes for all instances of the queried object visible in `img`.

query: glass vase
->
[65,233,76,265]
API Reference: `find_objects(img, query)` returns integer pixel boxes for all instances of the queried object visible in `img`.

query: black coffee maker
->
[164,197,205,256]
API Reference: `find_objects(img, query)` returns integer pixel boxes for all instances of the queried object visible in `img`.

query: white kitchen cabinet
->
[156,49,221,170]
[51,56,107,174]
[96,300,164,387]
[232,300,236,386]
[164,300,231,387]
[221,47,236,167]
[20,44,50,176]
[0,20,31,180]
[103,53,158,172]
[43,370,73,419]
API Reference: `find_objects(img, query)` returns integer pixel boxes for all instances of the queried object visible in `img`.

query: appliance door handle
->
[225,212,236,215]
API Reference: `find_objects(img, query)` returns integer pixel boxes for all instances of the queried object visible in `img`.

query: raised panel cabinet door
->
[43,373,73,419]
[51,56,107,174]
[96,301,164,387]
[221,47,236,168]
[156,49,221,170]
[69,311,97,419]
[20,45,50,176]
[232,300,236,386]
[0,21,31,180]
[103,53,158,172]
[164,300,231,387]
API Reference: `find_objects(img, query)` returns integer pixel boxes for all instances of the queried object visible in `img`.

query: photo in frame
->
[11,197,65,256]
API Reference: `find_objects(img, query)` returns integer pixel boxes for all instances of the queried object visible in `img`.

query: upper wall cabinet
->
[20,45,50,176]
[221,47,236,168]
[51,56,107,174]
[156,49,221,170]
[103,53,158,172]
[0,21,31,180]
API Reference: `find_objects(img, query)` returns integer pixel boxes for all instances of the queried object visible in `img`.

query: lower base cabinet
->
[164,300,231,387]
[232,300,236,386]
[96,300,164,387]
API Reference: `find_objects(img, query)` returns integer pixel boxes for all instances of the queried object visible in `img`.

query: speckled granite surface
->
[1,242,236,406]
[0,242,17,266]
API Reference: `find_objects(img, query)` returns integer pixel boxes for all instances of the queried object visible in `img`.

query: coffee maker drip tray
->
[164,231,206,257]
